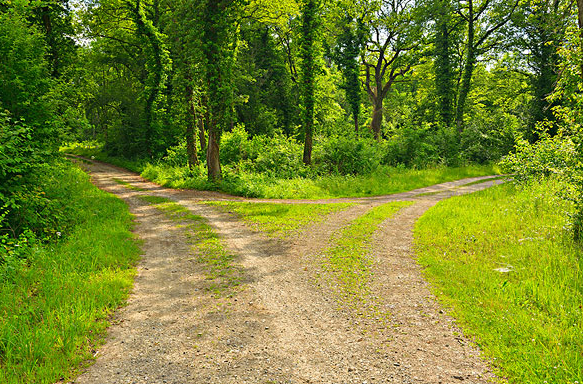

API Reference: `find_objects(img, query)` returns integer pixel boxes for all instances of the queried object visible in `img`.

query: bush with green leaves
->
[313,135,382,175]
[499,134,578,183]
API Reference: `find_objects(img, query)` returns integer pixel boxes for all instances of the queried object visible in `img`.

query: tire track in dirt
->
[68,158,504,384]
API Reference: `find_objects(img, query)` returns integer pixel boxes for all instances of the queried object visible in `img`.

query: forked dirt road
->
[69,159,505,384]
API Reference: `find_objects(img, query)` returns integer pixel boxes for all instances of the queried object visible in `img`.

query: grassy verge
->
[205,202,354,239]
[143,163,500,199]
[320,201,412,309]
[414,178,582,383]
[0,164,141,384]
[61,142,500,199]
[138,196,242,295]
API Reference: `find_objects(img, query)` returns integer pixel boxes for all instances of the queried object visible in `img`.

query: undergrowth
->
[0,163,141,384]
[205,202,354,239]
[415,178,582,383]
[62,141,500,199]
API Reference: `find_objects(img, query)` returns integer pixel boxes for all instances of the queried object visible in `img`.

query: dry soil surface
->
[68,159,505,384]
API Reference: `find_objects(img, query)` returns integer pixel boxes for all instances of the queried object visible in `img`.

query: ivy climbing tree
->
[300,0,320,165]
[200,0,243,181]
[131,0,172,156]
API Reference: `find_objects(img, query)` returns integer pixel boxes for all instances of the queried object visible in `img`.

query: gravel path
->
[68,159,505,384]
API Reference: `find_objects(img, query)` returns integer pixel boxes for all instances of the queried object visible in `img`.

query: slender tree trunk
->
[206,127,221,181]
[455,0,475,133]
[577,0,583,79]
[303,127,313,165]
[434,0,454,126]
[370,96,383,140]
[198,115,206,153]
[354,114,359,138]
[186,88,198,169]
[300,0,318,165]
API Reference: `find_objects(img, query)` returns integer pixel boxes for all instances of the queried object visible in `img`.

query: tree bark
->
[206,127,221,182]
[303,126,313,165]
[370,97,383,140]
[186,89,198,170]
[577,0,583,79]
[455,0,475,133]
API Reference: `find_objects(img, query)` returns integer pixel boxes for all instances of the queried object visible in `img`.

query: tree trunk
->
[354,113,359,138]
[577,0,583,79]
[198,115,206,153]
[186,94,198,170]
[206,127,221,182]
[370,97,383,140]
[455,0,475,133]
[300,0,318,166]
[303,125,313,165]
[434,0,454,126]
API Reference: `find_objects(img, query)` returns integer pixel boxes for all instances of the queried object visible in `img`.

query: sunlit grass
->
[0,164,141,384]
[62,144,500,199]
[143,164,500,199]
[415,178,583,383]
[205,201,354,239]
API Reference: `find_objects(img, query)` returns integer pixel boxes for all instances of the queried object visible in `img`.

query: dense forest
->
[1,0,583,382]
[2,0,583,233]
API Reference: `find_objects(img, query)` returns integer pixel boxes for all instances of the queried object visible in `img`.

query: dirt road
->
[69,159,504,384]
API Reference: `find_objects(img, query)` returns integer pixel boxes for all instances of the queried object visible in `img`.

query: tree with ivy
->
[131,0,172,156]
[199,0,244,181]
[433,0,456,127]
[334,14,366,136]
[299,0,320,165]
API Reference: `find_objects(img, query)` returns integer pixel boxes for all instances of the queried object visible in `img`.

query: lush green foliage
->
[0,163,141,384]
[415,179,582,383]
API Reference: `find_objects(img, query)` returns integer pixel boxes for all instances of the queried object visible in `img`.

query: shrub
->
[314,135,382,175]
[499,135,578,183]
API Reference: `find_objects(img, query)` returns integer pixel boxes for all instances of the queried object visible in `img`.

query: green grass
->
[320,201,412,309]
[112,178,146,191]
[62,143,500,199]
[414,178,582,383]
[142,163,500,199]
[139,196,242,295]
[205,202,354,239]
[0,164,141,384]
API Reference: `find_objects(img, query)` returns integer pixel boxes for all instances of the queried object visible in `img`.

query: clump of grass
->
[0,164,141,384]
[415,178,583,383]
[205,201,354,239]
[140,196,241,295]
[112,178,146,191]
[321,201,412,309]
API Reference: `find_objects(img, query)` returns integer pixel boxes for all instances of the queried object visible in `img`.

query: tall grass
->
[415,178,582,383]
[141,163,500,199]
[62,142,500,199]
[0,163,141,384]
